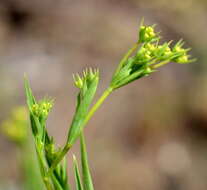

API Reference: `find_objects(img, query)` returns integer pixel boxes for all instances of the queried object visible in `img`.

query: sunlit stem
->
[151,60,170,69]
[47,144,71,176]
[81,87,113,127]
[114,43,139,76]
[48,87,113,175]
[36,145,53,190]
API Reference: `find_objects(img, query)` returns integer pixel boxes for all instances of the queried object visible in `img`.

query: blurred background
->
[0,0,207,189]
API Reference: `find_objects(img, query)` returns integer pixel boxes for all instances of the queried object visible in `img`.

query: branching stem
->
[114,42,139,76]
[151,60,170,69]
[48,87,113,175]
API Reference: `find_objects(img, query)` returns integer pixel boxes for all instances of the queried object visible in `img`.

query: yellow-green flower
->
[1,106,28,144]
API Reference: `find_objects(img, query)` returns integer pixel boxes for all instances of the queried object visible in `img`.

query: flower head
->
[110,21,195,89]
[67,68,99,146]
[73,68,99,92]
[170,40,194,64]
[138,20,159,43]
[32,100,53,118]
[135,46,152,63]
[1,106,28,144]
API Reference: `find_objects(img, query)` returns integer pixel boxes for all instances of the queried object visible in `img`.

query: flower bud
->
[73,74,83,89]
[32,104,40,116]
[175,55,189,63]
[145,43,156,52]
[139,25,158,43]
[31,100,53,118]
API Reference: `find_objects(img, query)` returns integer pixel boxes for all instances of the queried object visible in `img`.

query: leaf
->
[67,69,99,146]
[24,76,36,109]
[24,77,41,136]
[80,133,94,190]
[113,67,147,89]
[73,155,84,190]
[29,113,38,136]
[56,157,70,190]
[51,174,64,190]
[61,157,68,185]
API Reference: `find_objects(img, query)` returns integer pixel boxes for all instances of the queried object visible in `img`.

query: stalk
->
[48,87,113,174]
[114,43,139,76]
[36,146,53,190]
[151,60,170,69]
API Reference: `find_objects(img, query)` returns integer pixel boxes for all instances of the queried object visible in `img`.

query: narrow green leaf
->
[73,155,84,190]
[113,68,146,89]
[51,174,64,190]
[29,113,38,136]
[24,76,36,109]
[61,157,68,185]
[80,133,94,190]
[67,70,99,146]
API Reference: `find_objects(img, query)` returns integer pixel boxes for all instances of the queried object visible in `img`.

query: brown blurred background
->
[0,0,207,190]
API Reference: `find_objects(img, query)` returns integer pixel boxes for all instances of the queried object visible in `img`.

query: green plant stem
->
[81,87,113,129]
[19,139,45,190]
[36,147,53,190]
[43,178,53,190]
[48,87,113,175]
[114,43,139,76]
[47,144,71,176]
[151,60,170,69]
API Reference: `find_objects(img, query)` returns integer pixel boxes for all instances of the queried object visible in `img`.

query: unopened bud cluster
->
[139,25,158,43]
[73,68,99,89]
[171,41,192,64]
[32,100,53,118]
[135,40,192,65]
[1,107,28,144]
[110,21,194,89]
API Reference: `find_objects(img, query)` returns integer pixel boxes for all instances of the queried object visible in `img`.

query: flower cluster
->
[67,68,99,146]
[135,40,192,65]
[139,24,159,43]
[110,21,194,89]
[1,107,28,144]
[32,100,53,118]
[23,18,195,190]
[73,68,99,91]
[171,40,192,64]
